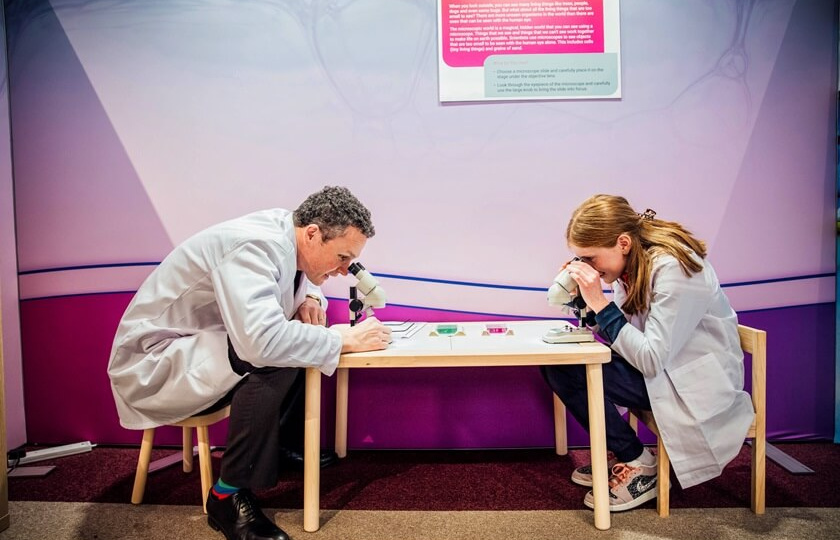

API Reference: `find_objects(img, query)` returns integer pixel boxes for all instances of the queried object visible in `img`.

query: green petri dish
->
[436,324,459,335]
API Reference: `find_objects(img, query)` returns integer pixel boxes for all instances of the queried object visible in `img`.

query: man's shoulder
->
[207,209,293,241]
[221,208,292,229]
[167,209,295,266]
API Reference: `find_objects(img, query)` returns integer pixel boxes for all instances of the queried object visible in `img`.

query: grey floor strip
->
[755,442,816,474]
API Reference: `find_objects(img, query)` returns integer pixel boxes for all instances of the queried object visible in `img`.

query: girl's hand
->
[566,260,610,313]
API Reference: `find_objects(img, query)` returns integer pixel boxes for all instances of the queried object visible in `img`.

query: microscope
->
[543,263,596,344]
[348,262,387,327]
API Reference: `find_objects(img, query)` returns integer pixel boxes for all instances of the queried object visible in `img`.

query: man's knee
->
[235,367,301,408]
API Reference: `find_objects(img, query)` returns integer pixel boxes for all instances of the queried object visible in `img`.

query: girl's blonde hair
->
[566,194,707,314]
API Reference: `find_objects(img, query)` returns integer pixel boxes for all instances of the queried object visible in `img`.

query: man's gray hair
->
[293,186,375,241]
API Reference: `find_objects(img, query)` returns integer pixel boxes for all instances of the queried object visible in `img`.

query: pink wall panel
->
[20,294,833,448]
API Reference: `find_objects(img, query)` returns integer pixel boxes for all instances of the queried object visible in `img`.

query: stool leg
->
[182,426,194,473]
[656,437,670,517]
[131,428,156,504]
[196,425,214,514]
[628,413,639,435]
[752,437,766,514]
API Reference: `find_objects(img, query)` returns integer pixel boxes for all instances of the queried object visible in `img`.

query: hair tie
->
[639,209,656,221]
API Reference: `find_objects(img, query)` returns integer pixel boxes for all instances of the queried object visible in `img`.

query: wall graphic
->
[4,0,837,447]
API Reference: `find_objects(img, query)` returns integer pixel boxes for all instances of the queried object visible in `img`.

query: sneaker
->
[583,460,658,512]
[571,452,618,487]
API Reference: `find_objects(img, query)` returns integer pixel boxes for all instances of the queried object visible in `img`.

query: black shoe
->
[206,488,290,540]
[279,447,339,470]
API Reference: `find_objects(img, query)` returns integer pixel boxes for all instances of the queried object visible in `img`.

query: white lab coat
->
[107,209,342,430]
[610,253,755,488]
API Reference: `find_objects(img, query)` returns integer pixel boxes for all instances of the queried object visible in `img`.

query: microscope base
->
[542,325,596,344]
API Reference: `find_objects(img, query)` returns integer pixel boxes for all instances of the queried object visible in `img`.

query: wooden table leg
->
[335,368,349,458]
[303,368,321,532]
[586,363,611,531]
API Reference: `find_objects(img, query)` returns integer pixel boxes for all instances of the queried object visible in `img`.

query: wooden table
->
[303,320,613,531]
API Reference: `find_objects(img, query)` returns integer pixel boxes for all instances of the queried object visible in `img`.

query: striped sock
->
[211,479,239,500]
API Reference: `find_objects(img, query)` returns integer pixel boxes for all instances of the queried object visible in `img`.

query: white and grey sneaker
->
[583,460,659,512]
[570,452,617,487]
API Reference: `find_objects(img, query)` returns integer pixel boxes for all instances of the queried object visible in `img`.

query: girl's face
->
[569,234,630,284]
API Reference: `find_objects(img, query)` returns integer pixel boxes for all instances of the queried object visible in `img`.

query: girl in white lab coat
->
[541,194,754,512]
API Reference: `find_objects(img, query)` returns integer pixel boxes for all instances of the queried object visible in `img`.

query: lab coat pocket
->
[669,353,737,423]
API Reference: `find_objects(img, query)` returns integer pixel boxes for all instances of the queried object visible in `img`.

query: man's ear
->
[305,224,320,243]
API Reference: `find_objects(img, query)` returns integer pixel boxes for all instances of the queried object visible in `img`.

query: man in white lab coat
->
[108,186,391,540]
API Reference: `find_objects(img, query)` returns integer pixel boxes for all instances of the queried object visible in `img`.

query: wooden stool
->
[131,406,230,513]
[630,324,767,516]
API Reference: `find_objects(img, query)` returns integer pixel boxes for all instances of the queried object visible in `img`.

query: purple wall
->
[19,294,834,448]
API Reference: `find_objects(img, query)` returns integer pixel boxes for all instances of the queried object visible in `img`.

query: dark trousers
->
[540,351,651,463]
[198,339,308,490]
[218,367,303,489]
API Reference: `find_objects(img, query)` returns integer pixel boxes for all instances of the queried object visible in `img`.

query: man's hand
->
[337,317,392,353]
[294,296,327,326]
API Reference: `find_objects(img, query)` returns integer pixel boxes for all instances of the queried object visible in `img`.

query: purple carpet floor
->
[9,443,839,511]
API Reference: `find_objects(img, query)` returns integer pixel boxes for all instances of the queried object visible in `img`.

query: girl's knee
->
[540,364,586,395]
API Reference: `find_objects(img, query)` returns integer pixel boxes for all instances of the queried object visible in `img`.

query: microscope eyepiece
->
[349,262,365,275]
